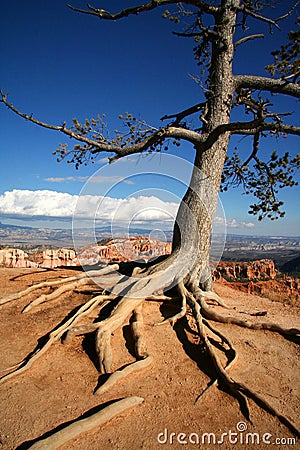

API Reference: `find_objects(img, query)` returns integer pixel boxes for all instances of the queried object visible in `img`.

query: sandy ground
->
[0,267,299,450]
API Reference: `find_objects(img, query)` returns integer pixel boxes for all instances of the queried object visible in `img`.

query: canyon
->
[0,238,298,304]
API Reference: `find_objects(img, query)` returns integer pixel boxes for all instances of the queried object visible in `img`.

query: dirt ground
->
[0,267,299,450]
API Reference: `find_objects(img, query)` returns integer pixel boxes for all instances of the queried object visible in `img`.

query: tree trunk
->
[172,0,238,290]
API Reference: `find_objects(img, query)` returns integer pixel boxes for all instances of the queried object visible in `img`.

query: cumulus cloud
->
[227,218,255,229]
[214,217,255,229]
[0,190,77,218]
[241,221,255,228]
[0,189,178,224]
[0,190,254,232]
[45,175,134,184]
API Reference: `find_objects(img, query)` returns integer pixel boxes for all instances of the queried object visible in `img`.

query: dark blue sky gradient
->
[0,0,299,235]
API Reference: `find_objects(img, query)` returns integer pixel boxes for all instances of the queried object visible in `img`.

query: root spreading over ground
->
[0,261,299,447]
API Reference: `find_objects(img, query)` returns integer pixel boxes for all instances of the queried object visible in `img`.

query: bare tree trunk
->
[172,0,238,290]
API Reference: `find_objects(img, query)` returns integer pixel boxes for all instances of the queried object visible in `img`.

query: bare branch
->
[160,102,206,124]
[234,34,264,48]
[172,31,201,37]
[234,75,300,98]
[206,118,300,149]
[67,1,218,20]
[229,122,300,137]
[0,90,111,149]
[275,0,300,22]
[238,4,281,29]
[242,132,260,167]
[0,91,202,161]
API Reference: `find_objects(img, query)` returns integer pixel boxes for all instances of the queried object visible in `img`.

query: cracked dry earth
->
[0,267,299,450]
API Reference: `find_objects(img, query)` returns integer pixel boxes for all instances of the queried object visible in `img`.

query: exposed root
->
[95,297,144,374]
[0,294,112,384]
[186,292,251,421]
[0,265,119,307]
[131,304,148,358]
[62,321,108,345]
[95,302,153,396]
[195,318,238,403]
[95,356,154,396]
[155,280,187,326]
[188,287,300,435]
[29,396,144,450]
[94,269,175,373]
[193,286,300,337]
[22,278,96,313]
[197,288,230,308]
[1,258,299,445]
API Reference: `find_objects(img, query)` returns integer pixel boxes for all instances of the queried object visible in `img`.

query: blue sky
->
[0,0,299,236]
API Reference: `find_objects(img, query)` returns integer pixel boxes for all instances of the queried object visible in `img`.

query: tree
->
[0,0,300,444]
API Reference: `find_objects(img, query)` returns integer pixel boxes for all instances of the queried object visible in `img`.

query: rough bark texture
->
[172,0,238,290]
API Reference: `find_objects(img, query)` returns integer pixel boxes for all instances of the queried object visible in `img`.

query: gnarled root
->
[193,285,300,337]
[155,280,187,326]
[187,287,300,436]
[0,265,119,308]
[95,303,153,396]
[1,259,299,444]
[186,292,251,420]
[0,294,113,383]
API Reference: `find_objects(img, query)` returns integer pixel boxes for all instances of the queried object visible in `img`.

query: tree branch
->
[242,132,260,167]
[229,122,300,137]
[160,102,206,124]
[67,1,218,20]
[234,75,300,98]
[234,34,264,48]
[0,91,202,160]
[275,0,300,22]
[237,4,281,29]
[206,119,300,148]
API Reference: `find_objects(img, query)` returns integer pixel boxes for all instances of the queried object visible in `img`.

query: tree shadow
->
[158,301,250,419]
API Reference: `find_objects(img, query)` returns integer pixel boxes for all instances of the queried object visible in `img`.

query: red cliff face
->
[213,260,299,305]
[214,259,277,282]
[77,238,172,266]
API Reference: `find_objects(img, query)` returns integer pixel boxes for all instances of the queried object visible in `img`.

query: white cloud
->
[45,175,134,184]
[227,218,238,228]
[241,221,255,228]
[0,190,253,232]
[226,218,255,229]
[0,190,77,218]
[0,189,178,223]
[214,217,255,229]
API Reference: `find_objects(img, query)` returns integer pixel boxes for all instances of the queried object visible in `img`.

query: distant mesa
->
[214,259,299,305]
[214,259,278,282]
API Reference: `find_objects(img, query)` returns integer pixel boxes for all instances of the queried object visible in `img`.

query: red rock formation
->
[214,260,299,305]
[214,259,277,282]
[40,249,76,268]
[0,248,38,268]
[77,237,171,266]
